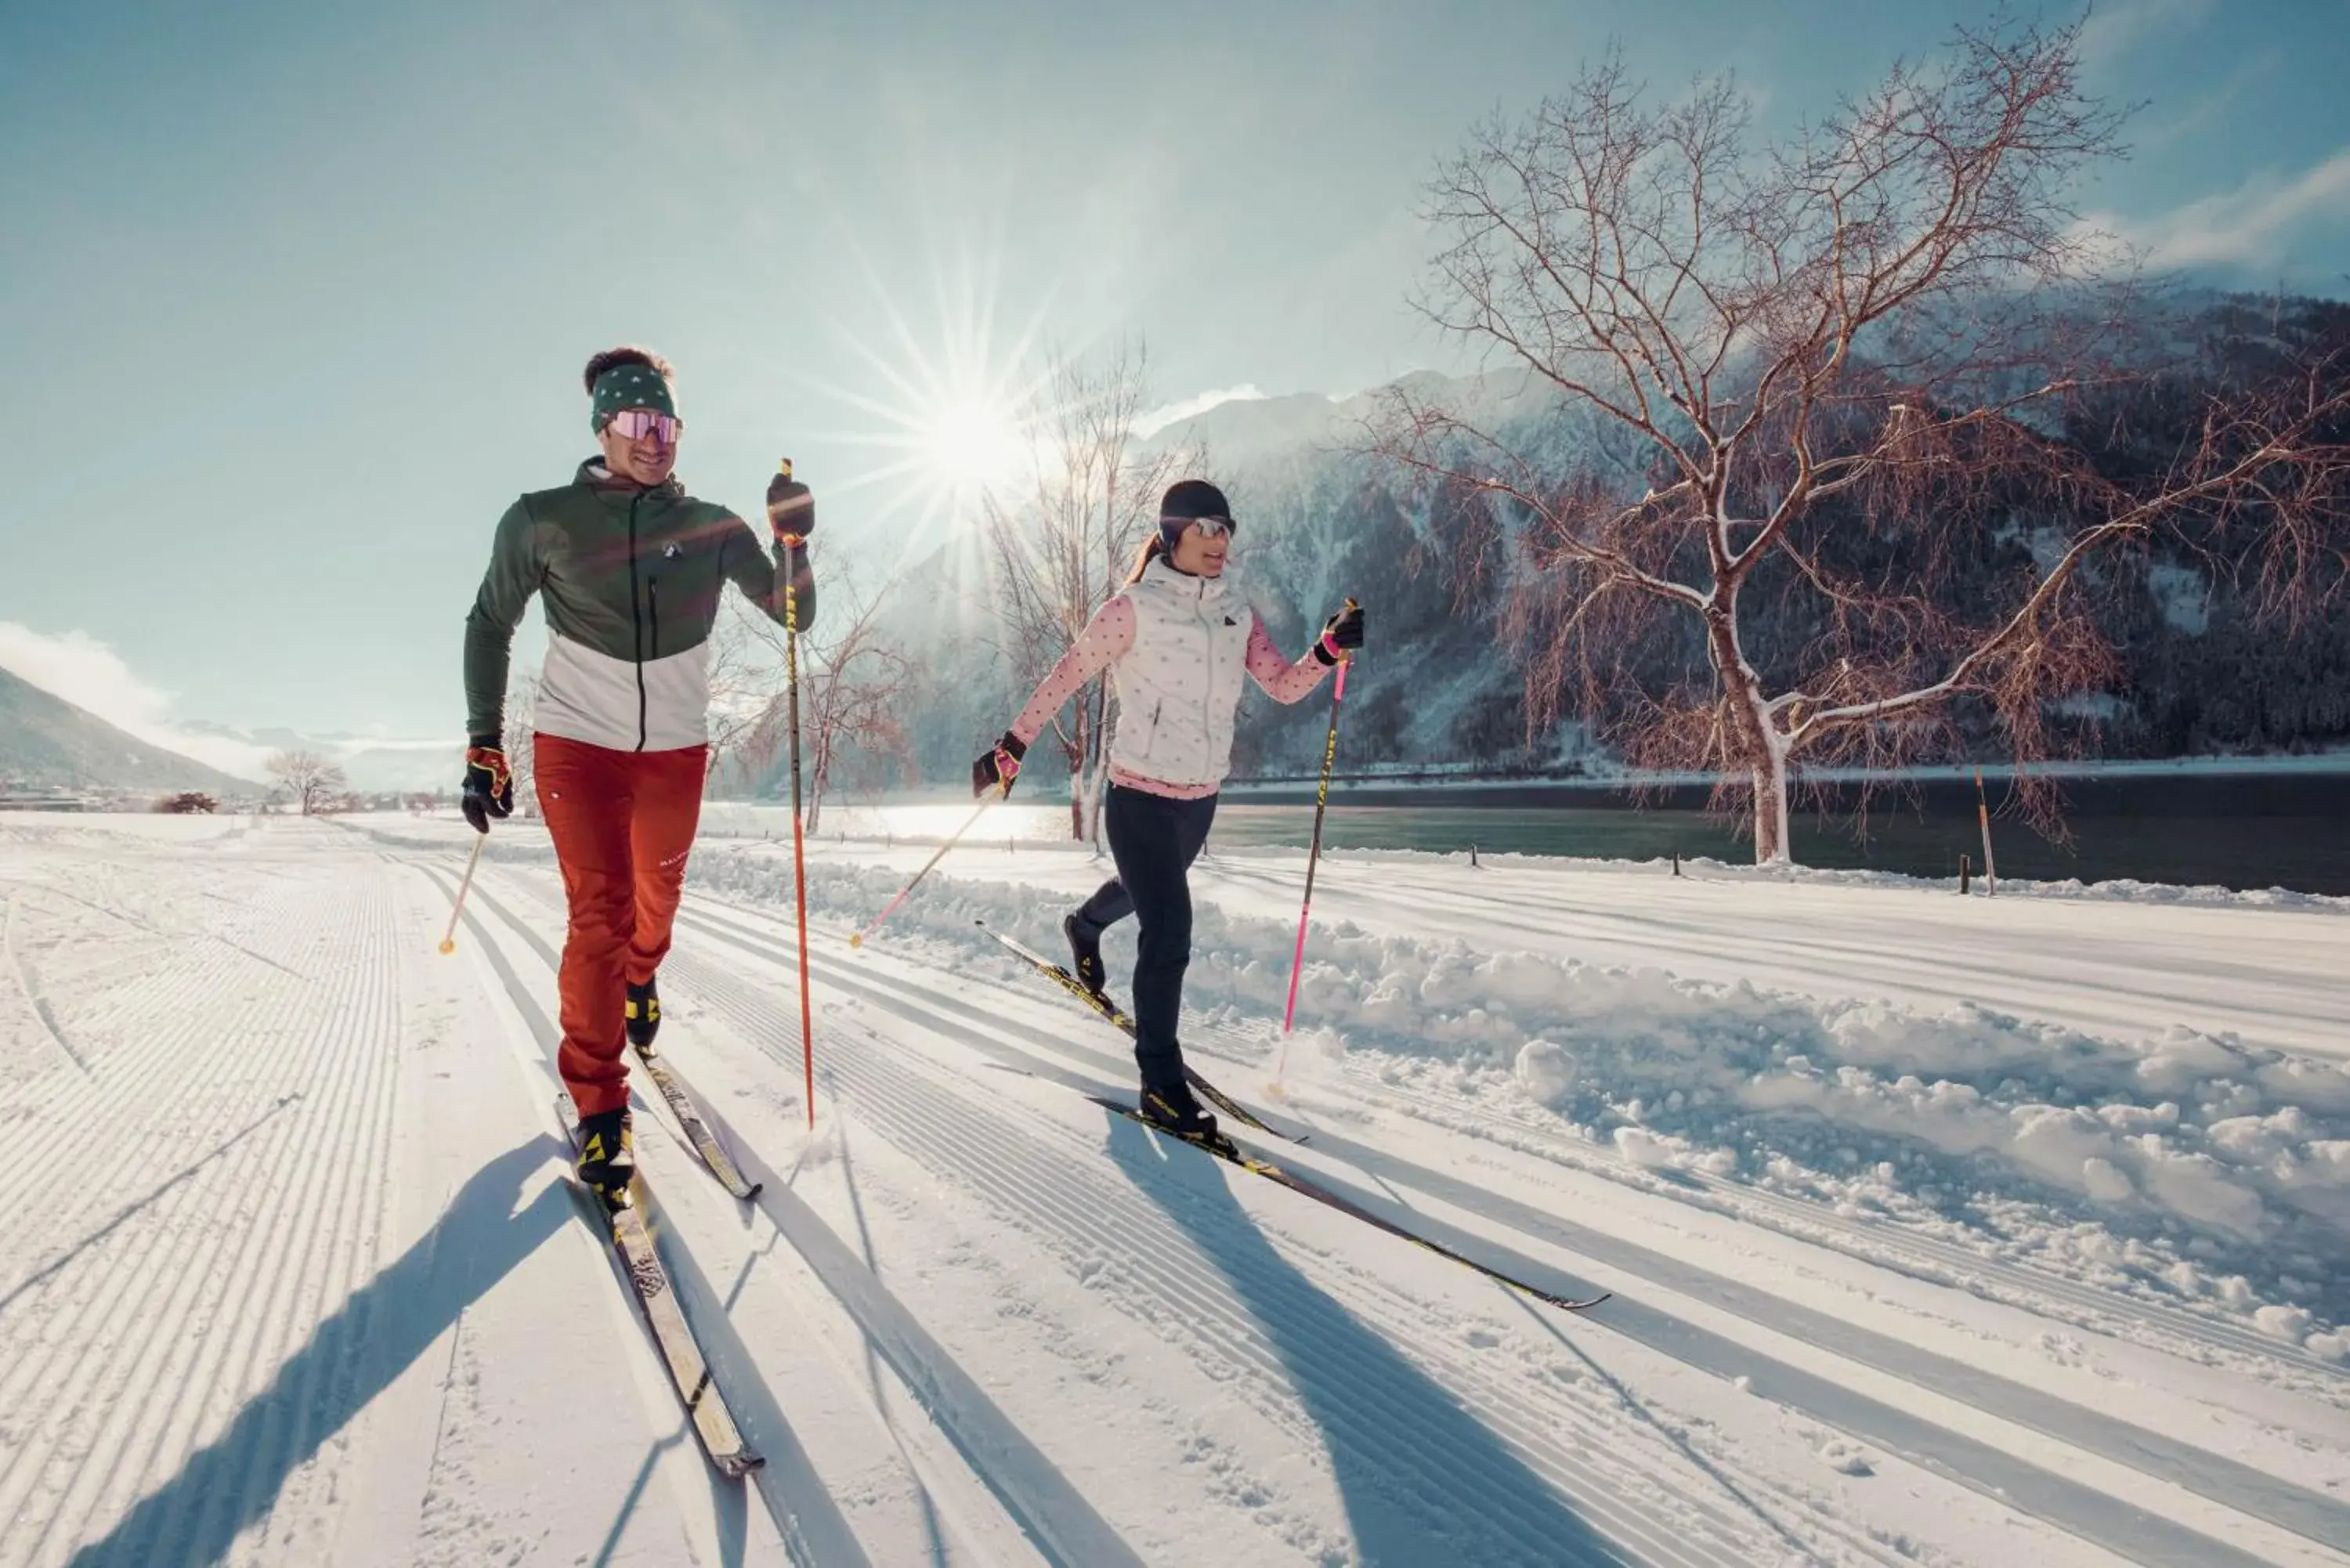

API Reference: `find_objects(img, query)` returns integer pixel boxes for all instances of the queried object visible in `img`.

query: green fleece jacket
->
[463,458,815,753]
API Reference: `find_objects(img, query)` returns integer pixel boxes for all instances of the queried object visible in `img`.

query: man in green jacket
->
[461,345,815,1208]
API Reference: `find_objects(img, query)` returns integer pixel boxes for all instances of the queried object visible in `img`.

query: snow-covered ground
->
[2,808,2345,1566]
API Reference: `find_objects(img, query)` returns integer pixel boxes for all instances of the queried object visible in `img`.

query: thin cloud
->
[2082,147,2350,269]
[0,622,269,779]
[2077,0,2215,67]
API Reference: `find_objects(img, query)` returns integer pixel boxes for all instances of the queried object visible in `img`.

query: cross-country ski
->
[559,1098,765,1479]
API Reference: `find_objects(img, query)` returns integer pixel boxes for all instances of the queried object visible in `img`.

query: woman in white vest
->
[972,479,1364,1140]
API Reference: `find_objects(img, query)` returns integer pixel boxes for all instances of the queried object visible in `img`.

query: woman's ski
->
[559,1097,765,1478]
[1086,1092,1610,1315]
[978,919,1303,1143]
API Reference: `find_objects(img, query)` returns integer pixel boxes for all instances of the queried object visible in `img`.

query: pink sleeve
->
[1009,597,1137,745]
[1246,611,1334,705]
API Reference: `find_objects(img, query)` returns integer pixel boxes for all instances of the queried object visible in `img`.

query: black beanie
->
[1159,479,1232,552]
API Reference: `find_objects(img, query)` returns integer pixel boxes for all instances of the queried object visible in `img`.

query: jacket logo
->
[1223,616,1236,626]
[662,542,682,559]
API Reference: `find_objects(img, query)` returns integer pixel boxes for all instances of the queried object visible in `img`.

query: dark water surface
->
[1208,771,2350,895]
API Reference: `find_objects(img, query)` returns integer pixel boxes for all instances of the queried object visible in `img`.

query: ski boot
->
[576,1107,635,1210]
[625,977,661,1049]
[1063,912,1107,997]
[1141,1078,1227,1152]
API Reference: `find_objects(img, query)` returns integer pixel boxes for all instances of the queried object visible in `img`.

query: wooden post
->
[1960,853,1971,895]
[1469,842,1479,869]
[1672,849,1682,877]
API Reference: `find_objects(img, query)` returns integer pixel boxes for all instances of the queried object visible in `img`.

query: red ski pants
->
[533,734,707,1118]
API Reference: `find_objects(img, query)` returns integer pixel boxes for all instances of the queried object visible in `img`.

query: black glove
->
[1312,599,1364,666]
[767,460,815,542]
[461,736,514,833]
[971,730,1025,798]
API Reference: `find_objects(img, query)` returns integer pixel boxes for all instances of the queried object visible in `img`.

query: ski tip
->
[714,1451,767,1479]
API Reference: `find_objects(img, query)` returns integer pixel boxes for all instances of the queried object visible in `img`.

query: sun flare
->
[797,246,1058,562]
[921,393,1032,500]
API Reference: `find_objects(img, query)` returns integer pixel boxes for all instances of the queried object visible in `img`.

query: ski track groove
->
[663,886,2337,1568]
[478,868,1751,1568]
[0,878,334,1552]
[0,850,400,1568]
[1291,1242,1893,1568]
[81,865,388,1568]
[0,886,264,1231]
[5,894,93,1078]
[187,870,396,1564]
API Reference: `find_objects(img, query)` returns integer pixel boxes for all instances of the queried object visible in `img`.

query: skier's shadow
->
[61,1138,649,1568]
[1101,1115,1627,1566]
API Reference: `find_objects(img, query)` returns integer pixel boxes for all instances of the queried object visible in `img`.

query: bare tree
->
[712,565,917,833]
[1378,20,2350,862]
[983,339,1198,841]
[504,672,540,818]
[266,750,348,817]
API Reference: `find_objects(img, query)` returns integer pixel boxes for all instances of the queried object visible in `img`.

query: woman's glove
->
[971,731,1026,798]
[1312,600,1364,666]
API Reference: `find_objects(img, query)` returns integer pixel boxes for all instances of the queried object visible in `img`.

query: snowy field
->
[2,808,2345,1567]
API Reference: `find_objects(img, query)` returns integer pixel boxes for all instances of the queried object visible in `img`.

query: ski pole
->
[848,789,1002,948]
[437,833,486,954]
[772,459,819,1129]
[1271,610,1354,1093]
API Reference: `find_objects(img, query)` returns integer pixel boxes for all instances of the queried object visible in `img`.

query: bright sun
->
[919,392,1033,503]
[798,249,1055,560]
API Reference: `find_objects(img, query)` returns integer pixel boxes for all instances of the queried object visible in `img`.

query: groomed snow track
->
[456,841,2347,1568]
[5,815,2345,1567]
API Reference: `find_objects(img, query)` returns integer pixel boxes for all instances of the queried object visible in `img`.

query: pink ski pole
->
[1271,623,1352,1092]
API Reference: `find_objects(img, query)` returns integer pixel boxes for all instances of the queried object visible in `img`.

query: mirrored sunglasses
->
[607,408,682,443]
[1180,515,1234,538]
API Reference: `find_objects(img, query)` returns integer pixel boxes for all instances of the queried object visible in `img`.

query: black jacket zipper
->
[627,495,647,752]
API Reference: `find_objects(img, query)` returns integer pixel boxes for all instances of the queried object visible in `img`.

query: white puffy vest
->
[1107,558,1255,789]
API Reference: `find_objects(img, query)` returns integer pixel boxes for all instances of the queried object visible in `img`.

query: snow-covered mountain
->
[0,667,262,796]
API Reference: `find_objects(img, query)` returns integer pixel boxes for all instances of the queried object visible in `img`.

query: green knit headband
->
[591,363,678,432]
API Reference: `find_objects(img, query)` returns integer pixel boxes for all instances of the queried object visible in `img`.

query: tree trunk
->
[1705,605,1791,865]
[1751,750,1790,865]
[804,729,830,836]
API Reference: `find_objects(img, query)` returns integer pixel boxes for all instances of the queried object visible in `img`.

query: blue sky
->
[2,0,2345,760]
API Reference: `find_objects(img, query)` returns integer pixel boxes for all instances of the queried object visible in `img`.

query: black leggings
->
[1074,783,1217,1090]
